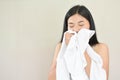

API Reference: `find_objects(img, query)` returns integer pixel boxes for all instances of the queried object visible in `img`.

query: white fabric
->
[56,28,106,80]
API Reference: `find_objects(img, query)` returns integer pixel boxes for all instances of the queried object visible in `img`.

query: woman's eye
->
[79,24,84,26]
[69,26,74,28]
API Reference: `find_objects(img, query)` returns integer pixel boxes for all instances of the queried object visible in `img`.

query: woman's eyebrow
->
[68,22,74,24]
[68,21,84,24]
[78,21,84,23]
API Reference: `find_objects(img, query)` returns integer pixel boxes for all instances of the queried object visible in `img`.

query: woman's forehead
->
[68,14,85,23]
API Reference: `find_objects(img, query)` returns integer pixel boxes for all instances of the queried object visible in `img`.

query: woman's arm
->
[48,43,61,80]
[97,43,109,80]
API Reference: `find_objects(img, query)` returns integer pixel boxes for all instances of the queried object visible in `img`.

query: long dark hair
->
[60,5,99,46]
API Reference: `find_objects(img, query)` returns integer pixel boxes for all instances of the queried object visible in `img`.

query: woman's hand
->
[65,32,74,45]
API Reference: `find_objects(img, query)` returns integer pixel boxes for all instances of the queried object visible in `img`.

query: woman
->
[48,5,109,80]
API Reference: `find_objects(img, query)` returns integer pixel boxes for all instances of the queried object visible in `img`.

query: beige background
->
[0,0,120,80]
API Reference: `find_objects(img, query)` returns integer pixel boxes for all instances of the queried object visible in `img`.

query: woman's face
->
[67,14,90,33]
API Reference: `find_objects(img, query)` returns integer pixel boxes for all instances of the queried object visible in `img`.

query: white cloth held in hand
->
[56,28,106,80]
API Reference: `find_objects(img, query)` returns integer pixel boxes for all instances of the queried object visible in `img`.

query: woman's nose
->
[73,27,80,33]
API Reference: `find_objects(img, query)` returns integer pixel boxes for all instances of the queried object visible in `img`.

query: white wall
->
[0,0,120,80]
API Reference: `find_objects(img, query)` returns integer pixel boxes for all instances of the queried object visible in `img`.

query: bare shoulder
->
[50,42,62,68]
[48,43,62,79]
[54,42,62,60]
[94,43,109,55]
[94,43,109,78]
